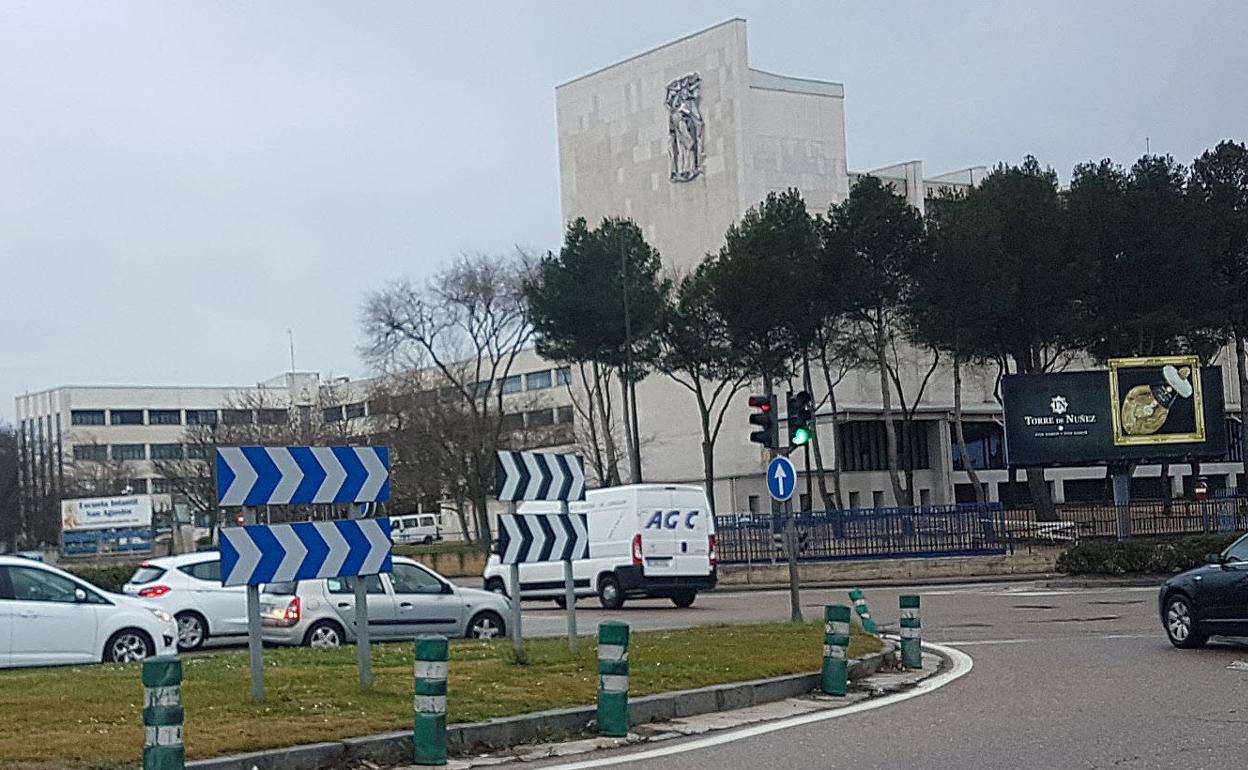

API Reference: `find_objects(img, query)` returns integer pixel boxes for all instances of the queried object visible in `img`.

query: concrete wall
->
[718,547,1065,587]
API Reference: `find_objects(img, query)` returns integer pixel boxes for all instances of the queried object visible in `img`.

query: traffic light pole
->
[783,496,802,623]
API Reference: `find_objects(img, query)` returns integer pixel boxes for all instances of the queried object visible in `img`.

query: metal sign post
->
[352,503,373,690]
[243,506,265,703]
[767,455,802,624]
[506,502,525,663]
[561,500,578,654]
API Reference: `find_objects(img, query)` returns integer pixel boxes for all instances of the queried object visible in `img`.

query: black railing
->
[1001,496,1248,541]
[714,503,1010,564]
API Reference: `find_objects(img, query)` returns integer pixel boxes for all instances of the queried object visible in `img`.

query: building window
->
[344,403,366,420]
[555,406,574,425]
[185,444,209,460]
[110,410,144,426]
[747,495,760,514]
[555,367,572,386]
[71,410,106,426]
[500,413,524,432]
[148,409,182,425]
[257,408,287,425]
[500,375,523,395]
[151,478,180,495]
[848,491,861,509]
[1226,418,1244,463]
[525,370,552,390]
[150,443,183,461]
[221,409,252,426]
[111,444,146,461]
[950,422,1005,471]
[322,406,344,423]
[72,444,108,462]
[186,410,218,426]
[123,478,148,494]
[527,409,555,429]
[839,421,930,473]
[472,380,492,399]
[872,491,885,508]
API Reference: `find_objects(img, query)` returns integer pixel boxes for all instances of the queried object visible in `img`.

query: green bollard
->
[597,622,630,737]
[849,587,878,635]
[142,655,184,770]
[822,605,851,696]
[900,595,922,669]
[414,636,449,766]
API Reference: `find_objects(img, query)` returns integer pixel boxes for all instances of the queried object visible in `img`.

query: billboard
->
[1002,357,1227,467]
[61,494,154,532]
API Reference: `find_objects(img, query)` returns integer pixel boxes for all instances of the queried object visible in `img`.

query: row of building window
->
[323,368,575,424]
[75,477,213,496]
[70,408,287,428]
[71,443,211,462]
[500,406,576,433]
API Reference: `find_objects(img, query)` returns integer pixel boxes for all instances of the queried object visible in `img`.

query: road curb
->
[711,572,1062,592]
[185,645,893,770]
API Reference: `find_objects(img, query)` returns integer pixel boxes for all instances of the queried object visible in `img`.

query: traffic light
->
[787,390,815,447]
[748,393,778,448]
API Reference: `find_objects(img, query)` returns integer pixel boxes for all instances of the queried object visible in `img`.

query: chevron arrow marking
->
[217,448,256,507]
[269,523,308,583]
[358,519,393,575]
[221,526,263,586]
[268,448,303,505]
[293,523,331,581]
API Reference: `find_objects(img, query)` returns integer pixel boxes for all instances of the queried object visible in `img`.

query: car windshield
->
[129,565,166,585]
[264,581,298,595]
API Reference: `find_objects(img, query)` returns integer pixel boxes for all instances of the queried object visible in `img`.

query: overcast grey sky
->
[3,1,1246,421]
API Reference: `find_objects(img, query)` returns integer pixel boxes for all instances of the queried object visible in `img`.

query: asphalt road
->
[502,580,1248,770]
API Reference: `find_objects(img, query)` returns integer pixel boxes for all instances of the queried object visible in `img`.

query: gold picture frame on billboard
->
[1108,355,1205,447]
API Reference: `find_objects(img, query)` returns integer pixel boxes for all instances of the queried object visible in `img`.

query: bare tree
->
[362,252,533,548]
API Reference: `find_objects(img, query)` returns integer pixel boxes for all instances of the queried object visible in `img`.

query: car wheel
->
[485,578,508,597]
[670,591,697,608]
[467,611,505,639]
[175,611,208,651]
[1164,594,1208,648]
[598,575,625,610]
[423,536,434,545]
[104,629,154,663]
[554,596,568,609]
[304,620,345,649]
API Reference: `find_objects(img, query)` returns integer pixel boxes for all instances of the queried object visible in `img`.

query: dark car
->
[1159,532,1248,648]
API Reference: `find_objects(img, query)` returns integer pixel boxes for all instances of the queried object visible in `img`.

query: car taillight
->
[138,585,171,598]
[708,534,718,565]
[632,533,643,566]
[284,597,301,622]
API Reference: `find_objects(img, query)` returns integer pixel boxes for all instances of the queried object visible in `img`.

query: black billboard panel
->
[1002,358,1226,467]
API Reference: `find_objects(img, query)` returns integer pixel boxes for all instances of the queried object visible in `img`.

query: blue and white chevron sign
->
[215,447,390,507]
[219,519,394,587]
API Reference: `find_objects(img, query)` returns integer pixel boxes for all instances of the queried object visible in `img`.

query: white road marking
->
[530,641,973,770]
[940,633,1156,646]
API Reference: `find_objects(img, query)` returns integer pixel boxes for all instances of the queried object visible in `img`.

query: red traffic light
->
[748,393,778,448]
[748,394,773,412]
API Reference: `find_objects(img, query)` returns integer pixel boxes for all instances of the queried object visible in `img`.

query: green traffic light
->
[791,428,810,446]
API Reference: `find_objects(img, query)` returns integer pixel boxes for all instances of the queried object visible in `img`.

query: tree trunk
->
[594,365,621,486]
[695,386,717,515]
[453,498,474,545]
[820,361,846,510]
[1238,336,1248,475]
[875,326,907,506]
[1160,462,1173,514]
[628,375,643,484]
[804,358,836,511]
[953,355,987,504]
[1028,469,1056,522]
[619,374,638,484]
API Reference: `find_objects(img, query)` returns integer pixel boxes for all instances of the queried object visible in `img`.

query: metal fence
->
[1002,496,1248,541]
[714,503,1010,565]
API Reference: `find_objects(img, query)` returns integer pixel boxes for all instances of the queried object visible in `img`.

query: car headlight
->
[147,607,173,624]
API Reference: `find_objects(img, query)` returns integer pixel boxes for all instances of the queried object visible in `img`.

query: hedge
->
[1057,533,1242,575]
[65,563,142,593]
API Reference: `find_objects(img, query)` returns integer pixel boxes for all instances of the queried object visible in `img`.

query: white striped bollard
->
[900,594,922,669]
[142,655,184,770]
[822,604,850,696]
[597,622,629,737]
[849,587,878,634]
[414,636,449,766]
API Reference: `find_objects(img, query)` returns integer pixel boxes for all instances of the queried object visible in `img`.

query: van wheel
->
[671,591,697,608]
[422,536,434,545]
[554,596,568,609]
[598,575,625,610]
[485,578,508,597]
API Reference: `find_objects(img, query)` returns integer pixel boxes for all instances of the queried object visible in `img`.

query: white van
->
[389,513,442,545]
[482,484,717,609]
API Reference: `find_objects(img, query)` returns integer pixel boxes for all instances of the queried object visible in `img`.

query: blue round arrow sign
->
[767,456,796,502]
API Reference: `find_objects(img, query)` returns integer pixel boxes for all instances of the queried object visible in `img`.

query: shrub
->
[65,563,142,592]
[1057,533,1242,575]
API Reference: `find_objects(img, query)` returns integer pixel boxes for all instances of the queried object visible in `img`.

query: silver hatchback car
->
[260,557,509,647]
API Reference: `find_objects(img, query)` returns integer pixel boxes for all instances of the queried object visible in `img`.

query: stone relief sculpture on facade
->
[666,73,704,182]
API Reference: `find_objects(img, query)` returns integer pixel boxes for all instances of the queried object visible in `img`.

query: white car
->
[0,555,177,668]
[122,553,247,651]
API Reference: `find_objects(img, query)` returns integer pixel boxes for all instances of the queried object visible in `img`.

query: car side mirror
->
[74,588,88,603]
[1204,552,1226,566]
[441,582,455,595]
